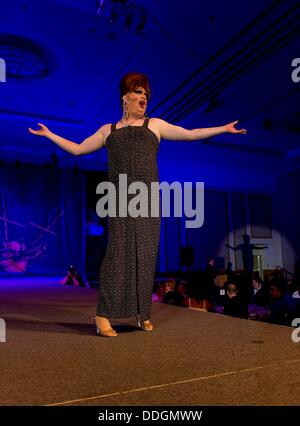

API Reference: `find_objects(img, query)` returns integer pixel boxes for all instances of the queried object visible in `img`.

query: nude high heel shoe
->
[92,316,118,337]
[137,315,154,332]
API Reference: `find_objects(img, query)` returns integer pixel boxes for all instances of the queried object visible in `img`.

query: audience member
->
[292,284,300,299]
[294,259,300,285]
[162,279,176,303]
[152,281,165,302]
[222,282,248,319]
[60,265,85,287]
[287,259,300,293]
[225,261,235,282]
[203,257,218,302]
[251,277,270,306]
[287,283,300,320]
[175,281,190,307]
[163,279,189,307]
[271,266,287,289]
[268,282,290,326]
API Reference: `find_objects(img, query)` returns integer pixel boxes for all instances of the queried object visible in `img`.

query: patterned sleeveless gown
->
[96,118,160,321]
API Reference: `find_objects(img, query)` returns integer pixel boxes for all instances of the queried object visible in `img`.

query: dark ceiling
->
[0,0,299,168]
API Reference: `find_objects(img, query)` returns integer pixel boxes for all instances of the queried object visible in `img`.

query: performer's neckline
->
[106,126,160,145]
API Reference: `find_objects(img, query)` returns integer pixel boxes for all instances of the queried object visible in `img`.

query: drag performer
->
[29,72,246,337]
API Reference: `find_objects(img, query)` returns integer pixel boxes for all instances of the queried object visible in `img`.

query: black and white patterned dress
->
[96,118,160,321]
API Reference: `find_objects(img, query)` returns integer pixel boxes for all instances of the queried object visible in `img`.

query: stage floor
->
[0,277,300,406]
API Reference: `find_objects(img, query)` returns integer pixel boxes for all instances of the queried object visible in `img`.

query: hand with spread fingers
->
[28,123,50,136]
[224,120,247,135]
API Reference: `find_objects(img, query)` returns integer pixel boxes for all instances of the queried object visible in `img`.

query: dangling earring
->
[123,101,129,120]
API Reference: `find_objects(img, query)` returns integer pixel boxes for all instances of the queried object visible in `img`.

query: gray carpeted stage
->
[1,277,300,406]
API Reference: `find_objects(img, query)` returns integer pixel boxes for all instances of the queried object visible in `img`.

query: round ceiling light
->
[0,34,51,80]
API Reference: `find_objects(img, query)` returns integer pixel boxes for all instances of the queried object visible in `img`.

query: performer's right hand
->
[28,123,50,136]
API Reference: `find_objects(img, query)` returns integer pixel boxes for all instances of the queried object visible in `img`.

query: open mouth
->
[139,100,146,107]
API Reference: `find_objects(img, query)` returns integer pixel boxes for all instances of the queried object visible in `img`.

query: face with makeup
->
[122,87,149,120]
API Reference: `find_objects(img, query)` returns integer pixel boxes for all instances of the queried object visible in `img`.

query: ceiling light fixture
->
[124,9,135,31]
[136,12,147,35]
[96,1,147,35]
[96,0,105,16]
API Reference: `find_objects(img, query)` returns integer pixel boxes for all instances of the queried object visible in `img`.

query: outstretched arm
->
[225,243,239,251]
[252,245,268,250]
[28,123,108,156]
[153,118,247,141]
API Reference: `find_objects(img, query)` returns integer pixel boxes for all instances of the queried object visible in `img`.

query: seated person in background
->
[175,281,190,307]
[268,282,291,326]
[164,279,176,293]
[163,280,189,307]
[287,283,300,320]
[289,259,300,293]
[225,262,235,282]
[271,266,287,289]
[292,283,300,299]
[60,265,85,287]
[204,257,218,302]
[162,279,176,303]
[152,281,165,302]
[251,277,270,306]
[222,282,248,319]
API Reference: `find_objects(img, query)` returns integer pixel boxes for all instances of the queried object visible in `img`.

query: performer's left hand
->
[225,120,247,134]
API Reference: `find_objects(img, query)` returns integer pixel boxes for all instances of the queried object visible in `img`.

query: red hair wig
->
[120,72,150,104]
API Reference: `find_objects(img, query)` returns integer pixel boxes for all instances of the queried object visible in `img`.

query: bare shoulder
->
[149,117,165,127]
[99,123,111,136]
[148,118,163,142]
[148,118,192,141]
[149,117,169,133]
[98,123,112,144]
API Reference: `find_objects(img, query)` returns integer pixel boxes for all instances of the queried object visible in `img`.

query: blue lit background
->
[0,0,299,277]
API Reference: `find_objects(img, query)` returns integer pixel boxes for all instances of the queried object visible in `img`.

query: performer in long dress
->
[29,72,246,337]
